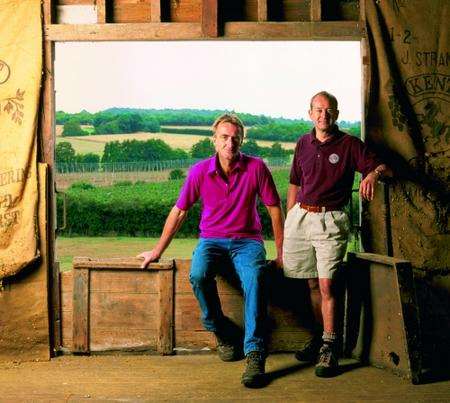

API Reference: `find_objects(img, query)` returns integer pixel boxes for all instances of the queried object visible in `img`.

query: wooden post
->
[96,0,107,24]
[310,0,322,22]
[41,0,58,356]
[157,270,174,355]
[151,0,162,23]
[202,0,219,37]
[72,269,90,353]
[257,0,268,22]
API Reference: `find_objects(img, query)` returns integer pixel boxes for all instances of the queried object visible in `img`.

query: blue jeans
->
[189,238,267,355]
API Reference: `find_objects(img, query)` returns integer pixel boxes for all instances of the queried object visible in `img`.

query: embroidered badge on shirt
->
[328,153,340,164]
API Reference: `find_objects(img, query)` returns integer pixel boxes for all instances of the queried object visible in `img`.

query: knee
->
[189,267,209,287]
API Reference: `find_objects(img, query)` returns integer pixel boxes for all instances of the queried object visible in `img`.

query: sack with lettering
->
[0,0,42,279]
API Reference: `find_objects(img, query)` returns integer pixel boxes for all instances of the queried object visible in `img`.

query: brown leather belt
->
[299,203,336,213]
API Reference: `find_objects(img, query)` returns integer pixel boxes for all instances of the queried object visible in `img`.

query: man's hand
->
[359,171,379,201]
[137,250,160,269]
[273,255,283,270]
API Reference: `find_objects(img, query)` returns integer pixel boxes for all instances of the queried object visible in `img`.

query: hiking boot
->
[214,332,241,362]
[315,343,339,378]
[294,335,322,363]
[241,351,266,388]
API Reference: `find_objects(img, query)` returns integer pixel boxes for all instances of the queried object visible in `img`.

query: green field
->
[56,236,280,272]
[55,125,296,156]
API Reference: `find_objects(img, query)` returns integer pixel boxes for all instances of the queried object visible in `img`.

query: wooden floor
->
[1,354,449,402]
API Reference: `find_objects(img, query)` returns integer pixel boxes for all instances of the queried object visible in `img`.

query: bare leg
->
[318,278,336,334]
[307,278,323,329]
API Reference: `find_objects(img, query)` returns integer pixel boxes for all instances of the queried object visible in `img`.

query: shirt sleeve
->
[175,166,201,210]
[258,162,281,206]
[351,137,383,177]
[289,140,302,186]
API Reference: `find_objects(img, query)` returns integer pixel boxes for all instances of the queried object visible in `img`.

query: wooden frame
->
[345,252,422,384]
[72,257,174,355]
[41,0,366,355]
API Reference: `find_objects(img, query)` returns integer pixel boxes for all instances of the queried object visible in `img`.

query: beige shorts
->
[283,204,350,279]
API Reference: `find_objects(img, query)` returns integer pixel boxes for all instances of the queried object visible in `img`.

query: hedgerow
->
[56,170,359,238]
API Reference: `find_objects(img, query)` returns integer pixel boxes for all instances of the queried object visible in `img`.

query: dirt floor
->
[1,354,449,402]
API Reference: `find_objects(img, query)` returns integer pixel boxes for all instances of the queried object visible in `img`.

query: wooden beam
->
[72,268,90,353]
[43,0,54,25]
[201,0,218,37]
[224,21,363,40]
[310,0,322,22]
[257,0,268,22]
[157,270,174,355]
[73,257,174,271]
[45,21,363,41]
[151,0,161,23]
[96,0,106,24]
[45,22,203,41]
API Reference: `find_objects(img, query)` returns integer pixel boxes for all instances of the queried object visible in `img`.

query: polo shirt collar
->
[310,124,342,145]
[207,153,246,176]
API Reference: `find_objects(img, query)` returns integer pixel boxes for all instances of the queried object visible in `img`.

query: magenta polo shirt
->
[290,126,382,209]
[176,153,280,241]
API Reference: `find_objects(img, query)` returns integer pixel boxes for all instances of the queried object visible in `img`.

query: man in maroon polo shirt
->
[283,91,392,377]
[138,113,284,388]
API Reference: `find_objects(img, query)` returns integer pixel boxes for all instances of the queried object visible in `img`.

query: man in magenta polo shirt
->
[283,91,392,378]
[139,113,284,388]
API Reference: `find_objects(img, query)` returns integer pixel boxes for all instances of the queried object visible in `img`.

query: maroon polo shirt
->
[290,126,382,209]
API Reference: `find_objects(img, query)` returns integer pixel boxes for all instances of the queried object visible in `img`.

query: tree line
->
[56,137,293,165]
[57,108,360,142]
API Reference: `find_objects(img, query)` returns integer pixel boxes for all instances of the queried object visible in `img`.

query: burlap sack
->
[0,0,42,279]
[364,0,449,269]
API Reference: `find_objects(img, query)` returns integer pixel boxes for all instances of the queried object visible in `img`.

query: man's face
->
[309,95,339,133]
[213,122,242,162]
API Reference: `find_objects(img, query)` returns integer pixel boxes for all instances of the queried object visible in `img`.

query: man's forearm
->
[286,184,300,211]
[266,204,284,258]
[153,206,187,258]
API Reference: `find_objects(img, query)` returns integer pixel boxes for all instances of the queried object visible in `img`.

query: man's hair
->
[310,91,339,110]
[212,113,245,139]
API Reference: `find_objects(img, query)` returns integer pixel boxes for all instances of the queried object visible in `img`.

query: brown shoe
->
[315,343,339,377]
[241,351,266,388]
[214,332,241,362]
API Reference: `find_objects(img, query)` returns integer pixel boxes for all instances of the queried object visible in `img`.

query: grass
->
[57,236,280,272]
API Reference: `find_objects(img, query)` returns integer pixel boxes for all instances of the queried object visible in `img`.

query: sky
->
[55,41,362,121]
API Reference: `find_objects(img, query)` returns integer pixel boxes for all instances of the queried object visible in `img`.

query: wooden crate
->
[62,257,314,354]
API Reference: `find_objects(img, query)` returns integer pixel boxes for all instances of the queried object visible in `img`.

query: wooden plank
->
[90,270,159,293]
[72,268,90,353]
[310,0,321,22]
[201,0,218,37]
[44,21,363,41]
[96,0,106,23]
[45,22,203,41]
[150,0,161,22]
[90,328,157,351]
[257,0,268,22]
[354,252,409,266]
[224,21,363,40]
[113,2,151,23]
[90,292,158,329]
[157,270,174,355]
[43,0,54,25]
[73,257,173,271]
[170,0,201,23]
